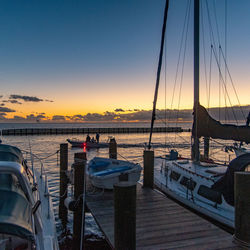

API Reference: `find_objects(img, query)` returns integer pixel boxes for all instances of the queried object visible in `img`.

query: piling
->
[114,182,136,250]
[204,137,209,160]
[109,138,117,159]
[59,143,68,228]
[234,172,250,247]
[143,150,154,188]
[73,152,86,250]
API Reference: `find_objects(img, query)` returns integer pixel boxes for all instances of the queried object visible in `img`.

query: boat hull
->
[154,157,234,229]
[88,157,142,189]
[67,139,108,148]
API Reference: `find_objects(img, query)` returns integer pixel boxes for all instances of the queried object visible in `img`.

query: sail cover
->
[212,153,250,206]
[193,104,250,143]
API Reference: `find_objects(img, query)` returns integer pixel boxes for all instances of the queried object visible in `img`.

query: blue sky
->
[0,0,249,121]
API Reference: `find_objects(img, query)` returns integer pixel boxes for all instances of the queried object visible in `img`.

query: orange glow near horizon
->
[2,74,250,120]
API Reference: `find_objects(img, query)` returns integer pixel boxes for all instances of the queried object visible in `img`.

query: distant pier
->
[1,126,187,136]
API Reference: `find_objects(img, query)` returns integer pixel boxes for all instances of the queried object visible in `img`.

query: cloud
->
[114,108,125,112]
[0,95,3,98]
[13,115,25,121]
[0,107,15,112]
[36,114,46,119]
[7,100,22,104]
[82,112,117,121]
[45,99,54,102]
[0,103,5,106]
[71,114,85,121]
[9,94,43,102]
[26,114,36,120]
[52,115,66,121]
[0,113,7,119]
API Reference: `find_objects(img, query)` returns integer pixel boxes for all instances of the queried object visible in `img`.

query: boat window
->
[180,177,196,191]
[197,185,222,204]
[170,171,181,181]
[245,164,250,172]
[0,173,27,199]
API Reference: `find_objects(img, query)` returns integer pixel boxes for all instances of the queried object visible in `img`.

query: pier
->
[58,144,242,250]
[1,126,185,136]
[86,184,239,249]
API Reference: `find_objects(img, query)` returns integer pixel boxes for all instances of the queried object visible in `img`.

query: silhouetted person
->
[86,134,90,142]
[96,133,100,143]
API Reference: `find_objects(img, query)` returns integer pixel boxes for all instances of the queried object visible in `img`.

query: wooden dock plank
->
[86,184,238,249]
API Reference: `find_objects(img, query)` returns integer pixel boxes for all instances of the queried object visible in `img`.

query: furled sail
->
[192,104,250,143]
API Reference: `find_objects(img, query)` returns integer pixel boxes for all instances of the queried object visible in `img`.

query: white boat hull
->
[154,157,234,229]
[88,157,142,189]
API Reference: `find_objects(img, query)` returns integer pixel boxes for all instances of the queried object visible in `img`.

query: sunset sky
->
[0,0,249,121]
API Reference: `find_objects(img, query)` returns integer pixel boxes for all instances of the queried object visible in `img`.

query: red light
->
[83,142,87,152]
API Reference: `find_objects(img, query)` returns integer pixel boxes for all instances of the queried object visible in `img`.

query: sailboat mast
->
[193,0,200,161]
[148,0,169,149]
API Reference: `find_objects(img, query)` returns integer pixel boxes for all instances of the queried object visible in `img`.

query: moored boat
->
[0,144,58,250]
[87,157,142,189]
[66,138,108,149]
[155,153,250,229]
[149,0,250,230]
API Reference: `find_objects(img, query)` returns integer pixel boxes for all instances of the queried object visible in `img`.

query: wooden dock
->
[86,184,240,250]
[1,127,185,136]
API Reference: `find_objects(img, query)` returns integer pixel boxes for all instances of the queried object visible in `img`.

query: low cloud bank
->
[0,105,249,123]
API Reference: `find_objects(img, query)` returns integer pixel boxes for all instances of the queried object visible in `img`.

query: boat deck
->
[86,183,241,249]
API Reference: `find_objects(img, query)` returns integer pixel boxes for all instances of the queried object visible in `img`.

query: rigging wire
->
[28,139,35,183]
[155,114,190,145]
[163,0,191,146]
[213,0,223,119]
[169,0,191,118]
[200,1,210,109]
[224,0,228,121]
[175,0,191,132]
[219,48,246,120]
[208,45,213,108]
[164,21,168,151]
[205,0,245,123]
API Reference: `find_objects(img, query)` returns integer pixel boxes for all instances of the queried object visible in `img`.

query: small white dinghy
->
[87,157,142,189]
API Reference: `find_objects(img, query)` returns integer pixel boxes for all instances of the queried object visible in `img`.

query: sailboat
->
[151,0,250,229]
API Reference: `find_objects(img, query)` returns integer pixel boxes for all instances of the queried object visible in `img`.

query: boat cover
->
[0,144,23,163]
[0,173,33,240]
[0,190,33,240]
[212,153,250,206]
[193,104,250,143]
[92,166,132,177]
[89,160,109,170]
